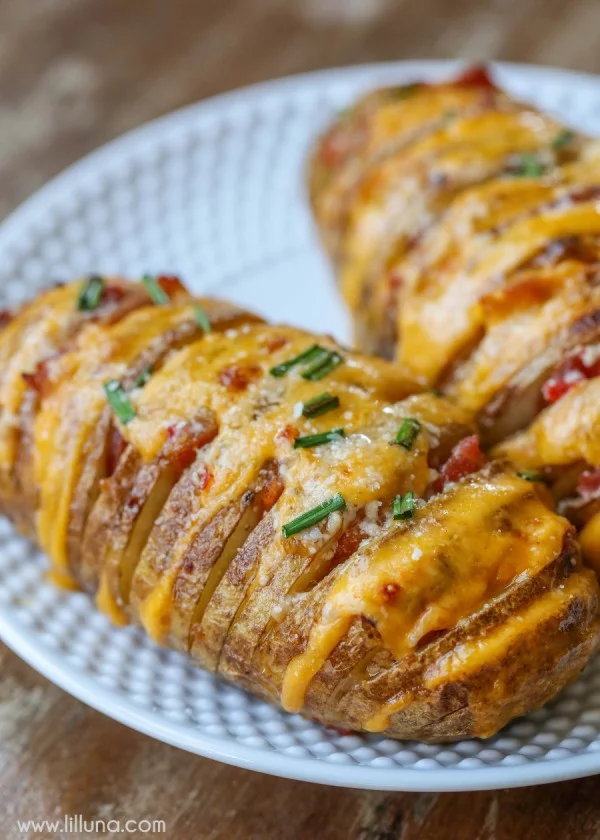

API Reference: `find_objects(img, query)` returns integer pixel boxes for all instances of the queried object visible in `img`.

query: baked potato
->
[310,65,600,572]
[0,275,598,742]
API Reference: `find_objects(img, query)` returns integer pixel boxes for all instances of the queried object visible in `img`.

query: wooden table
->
[2,0,600,836]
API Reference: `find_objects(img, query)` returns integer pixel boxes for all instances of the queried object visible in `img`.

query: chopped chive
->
[282,493,346,538]
[431,389,444,397]
[103,380,136,424]
[301,350,344,381]
[270,345,326,378]
[392,83,420,100]
[194,303,212,334]
[517,470,547,483]
[78,275,105,311]
[294,428,345,449]
[302,392,340,418]
[394,418,421,450]
[142,274,170,305]
[552,129,575,150]
[134,367,152,388]
[513,153,545,178]
[393,491,416,521]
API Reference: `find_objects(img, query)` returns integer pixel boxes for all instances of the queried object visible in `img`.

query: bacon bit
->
[260,474,285,511]
[165,421,217,476]
[0,309,12,329]
[21,357,56,400]
[100,284,126,305]
[196,466,214,492]
[331,523,364,566]
[218,363,262,391]
[264,335,289,353]
[577,469,600,500]
[381,581,402,605]
[452,64,496,89]
[276,424,299,445]
[157,275,187,298]
[542,350,600,405]
[432,434,487,493]
[106,426,127,476]
[481,275,556,319]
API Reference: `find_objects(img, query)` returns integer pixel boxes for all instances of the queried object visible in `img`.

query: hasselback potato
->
[310,65,600,576]
[0,275,598,742]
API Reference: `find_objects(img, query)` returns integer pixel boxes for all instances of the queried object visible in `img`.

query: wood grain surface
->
[2,0,600,837]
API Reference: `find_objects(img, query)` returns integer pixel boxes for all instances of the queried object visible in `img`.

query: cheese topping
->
[281,468,568,713]
[493,377,600,469]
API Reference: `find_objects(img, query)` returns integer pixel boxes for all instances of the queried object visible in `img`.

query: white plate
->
[2,61,600,792]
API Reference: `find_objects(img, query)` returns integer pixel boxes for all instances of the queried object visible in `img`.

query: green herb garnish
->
[103,380,136,424]
[517,470,547,483]
[78,275,105,311]
[134,367,152,388]
[392,83,420,100]
[270,345,326,378]
[513,153,545,178]
[270,344,344,381]
[142,274,170,305]
[393,491,416,521]
[394,418,421,450]
[294,428,345,449]
[282,493,346,538]
[552,129,575,150]
[194,303,212,334]
[302,392,340,418]
[301,350,344,381]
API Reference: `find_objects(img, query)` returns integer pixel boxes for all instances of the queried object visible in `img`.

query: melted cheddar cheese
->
[281,467,567,713]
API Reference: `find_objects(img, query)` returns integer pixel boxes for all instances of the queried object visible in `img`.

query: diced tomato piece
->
[542,350,600,405]
[577,469,600,500]
[453,64,496,89]
[218,364,261,391]
[106,426,127,476]
[432,434,487,493]
[0,309,12,329]
[157,275,187,298]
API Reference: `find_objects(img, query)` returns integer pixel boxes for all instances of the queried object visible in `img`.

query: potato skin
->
[1,278,599,744]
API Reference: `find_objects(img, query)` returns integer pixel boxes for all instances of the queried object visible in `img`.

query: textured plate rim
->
[2,59,600,791]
